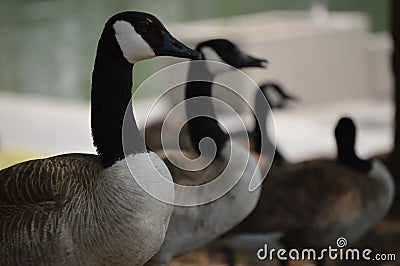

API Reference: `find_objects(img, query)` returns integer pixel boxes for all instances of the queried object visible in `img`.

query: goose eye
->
[137,21,152,33]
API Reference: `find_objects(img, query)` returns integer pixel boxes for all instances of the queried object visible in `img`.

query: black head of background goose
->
[335,117,371,173]
[197,39,268,71]
[259,82,298,109]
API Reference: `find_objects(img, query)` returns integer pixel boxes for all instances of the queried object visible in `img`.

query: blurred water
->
[0,0,389,100]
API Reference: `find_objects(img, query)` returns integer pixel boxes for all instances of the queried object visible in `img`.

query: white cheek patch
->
[201,47,232,75]
[113,20,156,63]
[201,47,224,63]
[264,89,281,108]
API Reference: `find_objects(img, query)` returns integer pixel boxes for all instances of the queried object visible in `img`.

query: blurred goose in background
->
[220,117,394,266]
[213,81,295,264]
[247,82,297,167]
[144,40,267,153]
[0,11,202,265]
[145,39,266,266]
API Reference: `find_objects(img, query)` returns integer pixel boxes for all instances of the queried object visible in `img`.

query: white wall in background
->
[168,11,393,106]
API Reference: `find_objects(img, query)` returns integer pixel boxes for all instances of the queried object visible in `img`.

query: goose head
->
[91,12,201,168]
[335,117,356,150]
[100,11,202,64]
[335,117,371,172]
[196,39,267,75]
[259,83,298,109]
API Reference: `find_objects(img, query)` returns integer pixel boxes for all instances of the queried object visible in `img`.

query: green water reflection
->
[0,0,389,100]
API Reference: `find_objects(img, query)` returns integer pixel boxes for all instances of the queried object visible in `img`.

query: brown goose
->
[145,39,266,266]
[221,117,394,266]
[0,11,202,265]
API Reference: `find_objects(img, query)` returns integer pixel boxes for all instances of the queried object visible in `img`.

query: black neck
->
[91,32,146,168]
[253,90,268,154]
[185,62,228,156]
[337,143,371,173]
[253,90,286,164]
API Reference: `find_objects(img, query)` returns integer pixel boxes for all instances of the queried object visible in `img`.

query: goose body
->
[0,11,201,265]
[238,158,394,248]
[0,153,172,265]
[145,39,266,265]
[149,141,260,265]
[224,117,394,265]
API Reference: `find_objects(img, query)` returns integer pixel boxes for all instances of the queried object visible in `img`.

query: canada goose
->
[223,117,394,266]
[248,82,297,166]
[145,39,266,265]
[215,82,296,265]
[143,40,268,153]
[0,11,201,265]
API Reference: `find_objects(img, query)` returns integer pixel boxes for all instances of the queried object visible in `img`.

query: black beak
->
[154,31,203,60]
[281,93,299,102]
[274,103,285,109]
[239,54,268,68]
[280,90,299,102]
